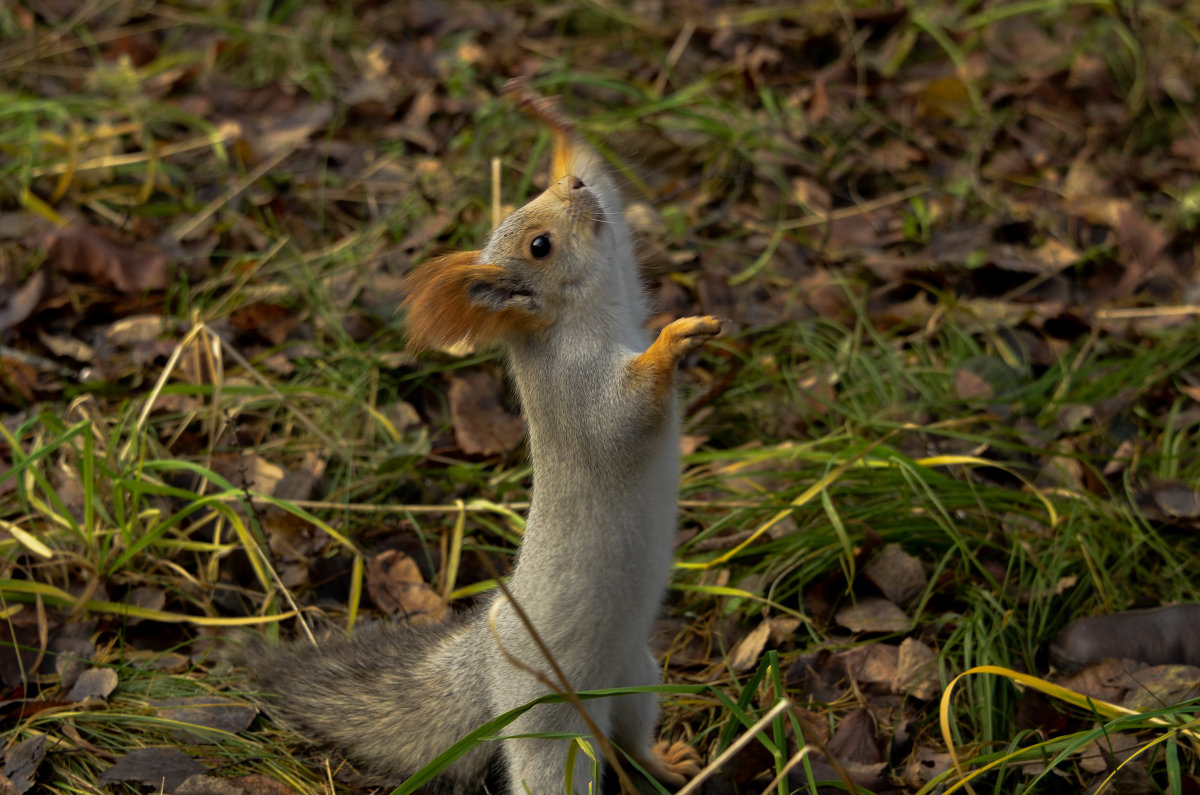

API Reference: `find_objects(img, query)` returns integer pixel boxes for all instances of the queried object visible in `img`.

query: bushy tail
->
[233,619,493,792]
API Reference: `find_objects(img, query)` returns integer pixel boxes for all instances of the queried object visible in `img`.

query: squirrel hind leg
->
[610,697,702,787]
[609,654,702,788]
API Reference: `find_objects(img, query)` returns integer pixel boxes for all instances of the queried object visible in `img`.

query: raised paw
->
[658,315,723,360]
[644,739,703,787]
[627,315,723,412]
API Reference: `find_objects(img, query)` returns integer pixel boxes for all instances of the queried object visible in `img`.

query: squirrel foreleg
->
[626,315,723,411]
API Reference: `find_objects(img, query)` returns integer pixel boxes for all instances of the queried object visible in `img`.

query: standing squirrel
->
[238,79,720,794]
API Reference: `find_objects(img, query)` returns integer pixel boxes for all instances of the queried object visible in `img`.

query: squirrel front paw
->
[656,315,724,361]
[626,316,723,413]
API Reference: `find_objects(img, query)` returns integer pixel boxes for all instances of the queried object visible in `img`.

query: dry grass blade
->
[937,665,1200,795]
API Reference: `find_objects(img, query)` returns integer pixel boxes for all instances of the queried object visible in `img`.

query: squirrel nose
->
[566,175,585,189]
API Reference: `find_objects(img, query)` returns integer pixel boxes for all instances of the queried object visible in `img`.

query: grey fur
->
[237,109,714,794]
[236,617,495,791]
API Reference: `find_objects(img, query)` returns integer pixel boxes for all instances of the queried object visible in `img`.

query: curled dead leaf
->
[905,746,954,788]
[1052,604,1200,669]
[728,620,770,672]
[0,270,45,333]
[366,549,446,621]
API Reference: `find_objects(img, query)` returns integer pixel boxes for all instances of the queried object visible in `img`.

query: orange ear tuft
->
[550,125,572,185]
[402,251,547,353]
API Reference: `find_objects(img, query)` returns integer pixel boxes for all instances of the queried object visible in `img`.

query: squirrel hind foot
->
[639,740,703,787]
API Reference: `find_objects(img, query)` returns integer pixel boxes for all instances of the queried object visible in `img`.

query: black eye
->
[530,234,551,259]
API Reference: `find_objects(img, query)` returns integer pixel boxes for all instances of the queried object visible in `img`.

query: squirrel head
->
[403,168,618,353]
[403,81,642,355]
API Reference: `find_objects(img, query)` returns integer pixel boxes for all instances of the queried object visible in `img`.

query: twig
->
[777,184,931,232]
[759,744,816,795]
[653,20,697,98]
[1095,304,1200,320]
[168,148,291,242]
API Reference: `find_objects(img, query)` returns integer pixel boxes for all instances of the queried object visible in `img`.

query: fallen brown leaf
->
[841,643,899,686]
[1077,730,1141,774]
[0,736,44,794]
[252,101,334,159]
[863,543,927,607]
[229,302,300,346]
[66,667,118,703]
[954,367,994,401]
[366,549,446,621]
[821,707,888,788]
[99,747,207,792]
[894,637,940,700]
[0,357,37,403]
[1151,481,1200,519]
[827,707,882,766]
[1056,658,1146,704]
[835,596,909,633]
[1118,664,1200,711]
[449,368,525,456]
[153,696,258,744]
[47,224,170,294]
[177,773,300,795]
[728,620,770,672]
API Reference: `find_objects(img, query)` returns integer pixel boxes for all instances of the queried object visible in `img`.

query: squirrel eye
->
[529,234,551,260]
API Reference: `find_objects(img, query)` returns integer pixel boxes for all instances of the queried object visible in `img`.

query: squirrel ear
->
[403,251,546,353]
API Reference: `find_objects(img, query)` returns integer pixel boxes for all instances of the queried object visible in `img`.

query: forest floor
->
[1,1,1199,793]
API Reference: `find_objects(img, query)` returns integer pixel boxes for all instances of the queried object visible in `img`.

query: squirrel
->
[237,79,720,794]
